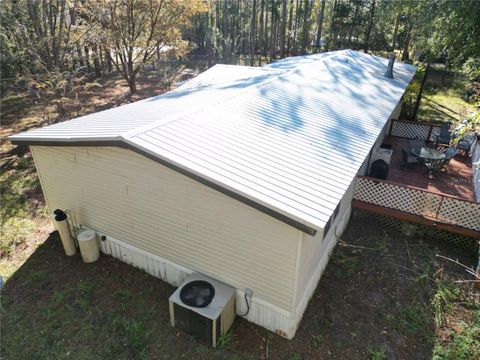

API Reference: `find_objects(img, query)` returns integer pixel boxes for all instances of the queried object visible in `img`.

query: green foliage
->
[367,345,387,360]
[334,340,343,350]
[463,58,480,82]
[433,321,480,360]
[113,316,150,357]
[451,105,480,148]
[386,302,432,341]
[217,332,233,349]
[311,334,323,348]
[290,353,303,360]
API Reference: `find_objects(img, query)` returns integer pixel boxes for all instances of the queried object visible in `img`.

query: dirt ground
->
[1,212,478,359]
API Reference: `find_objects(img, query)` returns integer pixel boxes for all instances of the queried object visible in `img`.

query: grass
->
[411,66,475,124]
[0,154,49,277]
[431,282,480,360]
[367,345,387,360]
[387,303,433,339]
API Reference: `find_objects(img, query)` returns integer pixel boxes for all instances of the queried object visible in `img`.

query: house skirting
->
[94,230,300,338]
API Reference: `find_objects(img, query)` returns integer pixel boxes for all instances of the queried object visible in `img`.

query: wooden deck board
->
[383,136,476,202]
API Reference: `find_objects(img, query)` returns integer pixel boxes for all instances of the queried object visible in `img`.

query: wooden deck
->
[383,136,476,202]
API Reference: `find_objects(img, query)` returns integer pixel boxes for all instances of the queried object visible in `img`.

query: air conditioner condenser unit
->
[169,273,236,347]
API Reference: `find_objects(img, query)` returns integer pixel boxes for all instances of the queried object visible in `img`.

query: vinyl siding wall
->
[32,146,299,312]
[293,180,355,317]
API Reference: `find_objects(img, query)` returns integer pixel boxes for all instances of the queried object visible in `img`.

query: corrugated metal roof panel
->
[11,50,416,231]
[176,64,284,91]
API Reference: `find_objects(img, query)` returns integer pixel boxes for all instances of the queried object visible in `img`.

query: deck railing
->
[389,119,441,142]
[353,176,480,237]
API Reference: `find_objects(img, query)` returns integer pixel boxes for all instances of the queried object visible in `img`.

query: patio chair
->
[435,122,452,147]
[456,132,477,156]
[401,147,418,168]
[441,147,458,172]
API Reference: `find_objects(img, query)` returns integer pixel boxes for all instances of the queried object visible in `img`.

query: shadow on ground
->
[1,214,477,359]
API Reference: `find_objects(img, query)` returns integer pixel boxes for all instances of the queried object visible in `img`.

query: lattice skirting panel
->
[354,209,479,254]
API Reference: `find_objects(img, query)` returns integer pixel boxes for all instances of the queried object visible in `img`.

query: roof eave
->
[14,138,318,236]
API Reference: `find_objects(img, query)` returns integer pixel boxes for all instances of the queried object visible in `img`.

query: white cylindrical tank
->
[53,209,76,256]
[77,229,100,263]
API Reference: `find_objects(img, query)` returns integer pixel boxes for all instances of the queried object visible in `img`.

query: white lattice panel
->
[436,197,480,231]
[354,177,441,218]
[390,121,430,140]
[356,210,478,252]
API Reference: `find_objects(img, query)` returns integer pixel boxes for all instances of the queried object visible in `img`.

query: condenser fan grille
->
[179,280,215,308]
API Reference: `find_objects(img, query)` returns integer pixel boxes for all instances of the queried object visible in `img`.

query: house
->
[10,50,416,338]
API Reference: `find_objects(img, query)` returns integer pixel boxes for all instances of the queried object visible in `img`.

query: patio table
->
[411,147,446,178]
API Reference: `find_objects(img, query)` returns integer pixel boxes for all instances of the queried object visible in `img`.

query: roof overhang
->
[13,138,318,236]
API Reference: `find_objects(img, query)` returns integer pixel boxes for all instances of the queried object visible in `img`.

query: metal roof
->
[175,64,284,91]
[11,50,416,234]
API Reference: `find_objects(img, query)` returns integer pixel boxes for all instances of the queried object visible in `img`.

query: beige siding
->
[32,146,299,311]
[294,179,355,312]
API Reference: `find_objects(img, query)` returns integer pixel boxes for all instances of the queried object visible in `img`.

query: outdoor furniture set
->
[402,125,459,178]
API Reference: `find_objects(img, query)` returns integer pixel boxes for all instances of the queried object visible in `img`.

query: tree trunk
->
[364,0,376,53]
[270,0,276,60]
[315,0,326,51]
[402,21,412,61]
[223,0,228,59]
[348,1,360,47]
[280,0,287,58]
[76,43,85,67]
[293,0,301,55]
[104,48,113,72]
[128,74,137,94]
[412,63,429,121]
[259,0,264,61]
[391,13,400,51]
[127,55,137,94]
[287,0,294,56]
[206,11,213,68]
[93,45,102,78]
[441,59,449,86]
[250,0,257,65]
[264,4,269,57]
[84,46,91,72]
[300,0,310,55]
[328,0,337,51]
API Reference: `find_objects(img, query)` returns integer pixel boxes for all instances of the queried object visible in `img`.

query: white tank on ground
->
[53,209,76,256]
[77,229,100,263]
